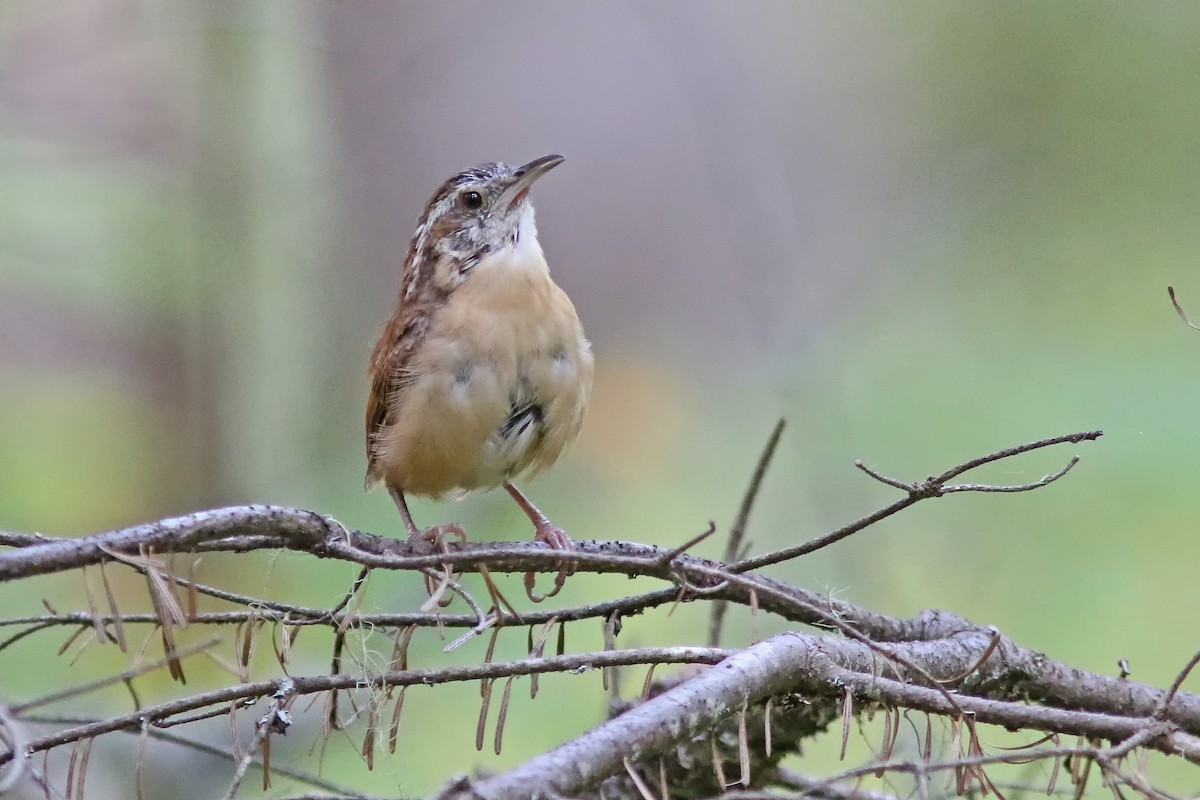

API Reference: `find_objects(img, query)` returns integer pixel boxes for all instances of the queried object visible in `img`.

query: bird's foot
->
[524,522,576,603]
[408,523,467,552]
[410,524,467,603]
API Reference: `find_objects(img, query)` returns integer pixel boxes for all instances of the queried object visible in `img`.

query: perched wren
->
[365,155,593,567]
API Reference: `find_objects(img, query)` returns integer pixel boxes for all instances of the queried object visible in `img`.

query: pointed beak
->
[498,154,564,211]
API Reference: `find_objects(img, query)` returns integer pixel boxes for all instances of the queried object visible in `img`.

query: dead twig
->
[1168,286,1200,331]
[709,419,786,647]
[221,679,297,799]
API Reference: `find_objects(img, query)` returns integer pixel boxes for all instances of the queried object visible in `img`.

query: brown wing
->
[364,308,428,485]
[365,180,470,486]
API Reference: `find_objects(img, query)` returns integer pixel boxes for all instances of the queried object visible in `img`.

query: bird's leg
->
[504,482,575,601]
[503,482,572,548]
[390,488,464,598]
[390,487,421,538]
[389,487,466,545]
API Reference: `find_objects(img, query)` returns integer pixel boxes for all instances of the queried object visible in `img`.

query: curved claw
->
[410,523,467,550]
[524,525,576,603]
[413,523,467,601]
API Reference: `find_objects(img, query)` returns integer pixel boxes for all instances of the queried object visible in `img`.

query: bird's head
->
[413,154,564,272]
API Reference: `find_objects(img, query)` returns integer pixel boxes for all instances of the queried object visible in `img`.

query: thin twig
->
[654,521,717,566]
[1156,647,1200,720]
[327,567,370,619]
[930,430,1102,485]
[21,714,376,799]
[725,419,787,565]
[1168,286,1200,331]
[807,731,1185,799]
[709,419,786,648]
[942,456,1080,494]
[11,636,222,714]
[734,494,924,571]
[934,626,1002,685]
[0,704,28,793]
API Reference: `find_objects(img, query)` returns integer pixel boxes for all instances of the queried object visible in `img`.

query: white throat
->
[478,205,548,279]
[507,206,544,266]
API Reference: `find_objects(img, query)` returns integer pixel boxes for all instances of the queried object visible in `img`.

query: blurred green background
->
[4,2,1200,797]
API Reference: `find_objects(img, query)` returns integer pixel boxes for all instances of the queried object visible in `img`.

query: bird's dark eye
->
[462,190,484,210]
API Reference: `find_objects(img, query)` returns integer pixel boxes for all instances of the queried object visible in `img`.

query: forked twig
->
[940,456,1080,494]
[736,430,1101,571]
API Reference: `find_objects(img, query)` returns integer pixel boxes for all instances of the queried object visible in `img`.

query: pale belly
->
[376,276,593,497]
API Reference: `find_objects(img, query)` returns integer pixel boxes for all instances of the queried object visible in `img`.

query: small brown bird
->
[365,155,593,566]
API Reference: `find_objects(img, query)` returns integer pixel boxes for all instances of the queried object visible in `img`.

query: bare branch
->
[4,647,732,764]
[0,506,336,582]
[442,633,1200,800]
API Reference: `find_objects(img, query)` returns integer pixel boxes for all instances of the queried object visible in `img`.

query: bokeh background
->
[4,2,1200,797]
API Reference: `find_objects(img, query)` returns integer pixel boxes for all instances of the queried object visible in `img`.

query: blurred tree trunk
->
[183,6,260,504]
